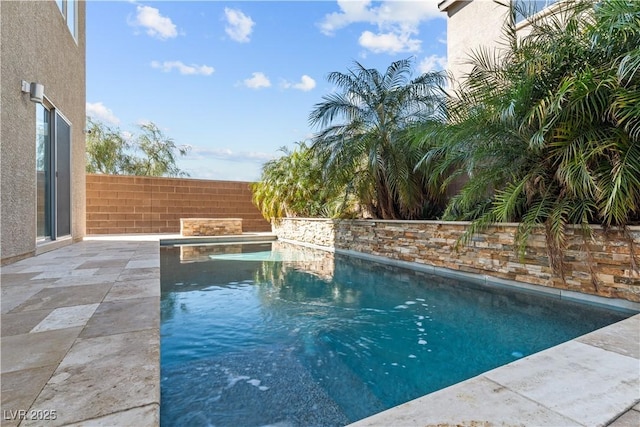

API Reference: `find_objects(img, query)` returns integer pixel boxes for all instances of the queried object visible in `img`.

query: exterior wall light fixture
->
[21,80,44,103]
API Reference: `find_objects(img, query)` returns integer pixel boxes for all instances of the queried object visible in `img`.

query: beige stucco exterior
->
[440,0,567,87]
[439,0,509,88]
[1,0,86,264]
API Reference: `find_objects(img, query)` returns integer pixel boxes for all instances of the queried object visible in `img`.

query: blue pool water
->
[160,242,631,427]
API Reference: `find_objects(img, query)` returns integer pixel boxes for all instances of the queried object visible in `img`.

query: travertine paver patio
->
[1,238,160,426]
[1,236,638,426]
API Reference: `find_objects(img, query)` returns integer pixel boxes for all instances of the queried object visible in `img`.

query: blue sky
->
[87,1,447,181]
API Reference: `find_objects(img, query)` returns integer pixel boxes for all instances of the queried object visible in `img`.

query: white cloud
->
[120,130,134,142]
[418,54,448,73]
[282,75,317,92]
[184,165,261,181]
[319,0,375,35]
[319,0,442,54]
[375,1,442,32]
[224,8,255,43]
[151,60,214,76]
[135,119,154,128]
[359,31,421,54]
[244,72,271,89]
[187,147,274,163]
[320,0,441,35]
[86,102,120,125]
[132,5,178,40]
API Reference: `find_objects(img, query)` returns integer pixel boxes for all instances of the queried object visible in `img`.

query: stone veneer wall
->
[273,218,336,247]
[273,218,640,302]
[180,218,242,236]
[86,174,271,234]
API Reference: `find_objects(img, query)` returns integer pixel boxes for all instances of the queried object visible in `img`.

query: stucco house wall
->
[439,0,509,88]
[440,0,566,87]
[1,0,86,264]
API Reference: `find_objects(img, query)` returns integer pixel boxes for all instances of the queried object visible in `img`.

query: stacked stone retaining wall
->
[180,218,243,236]
[273,218,640,302]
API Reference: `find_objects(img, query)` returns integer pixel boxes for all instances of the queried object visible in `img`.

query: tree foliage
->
[86,118,190,177]
[252,142,355,222]
[309,58,448,219]
[417,0,640,279]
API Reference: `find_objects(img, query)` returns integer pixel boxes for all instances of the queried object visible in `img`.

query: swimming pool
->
[160,241,631,426]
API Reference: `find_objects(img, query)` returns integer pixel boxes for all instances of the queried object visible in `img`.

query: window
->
[514,0,558,23]
[55,0,77,40]
[36,104,51,240]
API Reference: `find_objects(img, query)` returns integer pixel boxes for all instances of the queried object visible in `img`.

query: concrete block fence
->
[86,174,270,234]
[272,218,640,303]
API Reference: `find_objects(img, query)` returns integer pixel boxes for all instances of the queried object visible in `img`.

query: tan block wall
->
[273,218,640,302]
[86,174,270,234]
[180,218,242,236]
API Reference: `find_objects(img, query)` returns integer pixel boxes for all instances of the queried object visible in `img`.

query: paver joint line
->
[480,376,586,426]
[64,402,161,424]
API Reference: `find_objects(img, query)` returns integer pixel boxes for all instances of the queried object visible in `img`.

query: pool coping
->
[274,240,640,426]
[349,311,640,426]
[159,232,277,246]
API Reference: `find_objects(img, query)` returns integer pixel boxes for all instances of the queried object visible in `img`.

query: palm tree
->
[252,142,352,221]
[309,58,447,219]
[418,0,640,281]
